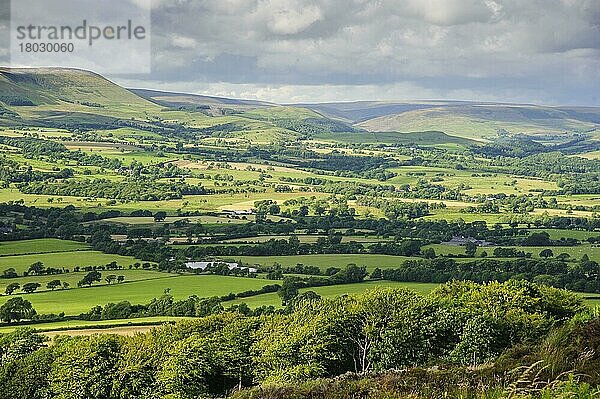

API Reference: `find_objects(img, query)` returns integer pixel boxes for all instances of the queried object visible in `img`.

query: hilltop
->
[0,67,598,150]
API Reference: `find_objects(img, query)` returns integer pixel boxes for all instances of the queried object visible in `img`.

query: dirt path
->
[42,325,156,338]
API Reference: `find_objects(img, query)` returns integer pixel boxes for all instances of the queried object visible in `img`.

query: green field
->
[0,316,193,334]
[0,238,89,256]
[236,254,415,271]
[0,250,141,274]
[226,280,600,309]
[0,275,279,315]
[0,269,174,294]
[227,280,440,308]
[425,244,600,263]
[532,229,600,241]
[98,215,252,225]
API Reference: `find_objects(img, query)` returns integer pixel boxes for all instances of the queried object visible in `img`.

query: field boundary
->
[0,248,90,258]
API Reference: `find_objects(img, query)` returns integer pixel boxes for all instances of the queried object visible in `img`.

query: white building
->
[185,261,257,273]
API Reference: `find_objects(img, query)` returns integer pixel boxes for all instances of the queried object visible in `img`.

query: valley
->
[0,67,599,399]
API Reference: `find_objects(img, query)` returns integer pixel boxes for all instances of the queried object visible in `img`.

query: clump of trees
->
[0,297,36,323]
[380,256,600,293]
[0,281,589,398]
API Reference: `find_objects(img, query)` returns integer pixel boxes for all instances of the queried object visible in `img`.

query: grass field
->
[100,215,252,225]
[0,275,279,315]
[532,229,600,241]
[226,280,600,309]
[0,238,89,256]
[227,280,441,308]
[424,244,600,263]
[0,269,174,294]
[0,316,194,334]
[0,250,141,274]
[236,254,415,271]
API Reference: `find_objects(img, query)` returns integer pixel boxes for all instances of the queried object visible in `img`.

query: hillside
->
[0,68,598,151]
[0,68,162,129]
[131,88,274,111]
[355,103,600,141]
[0,68,156,110]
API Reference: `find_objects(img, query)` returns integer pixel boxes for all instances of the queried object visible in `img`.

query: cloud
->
[0,0,598,104]
[403,0,497,25]
[258,0,324,35]
[171,35,197,49]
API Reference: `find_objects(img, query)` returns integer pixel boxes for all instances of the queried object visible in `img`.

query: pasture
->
[0,251,141,274]
[0,238,89,256]
[424,244,600,263]
[0,275,279,315]
[0,316,194,334]
[236,254,415,271]
[0,269,174,295]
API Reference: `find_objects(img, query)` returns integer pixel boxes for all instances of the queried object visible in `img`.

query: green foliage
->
[49,335,122,399]
[0,298,36,323]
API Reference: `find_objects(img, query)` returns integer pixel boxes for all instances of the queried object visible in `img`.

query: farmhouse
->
[185,261,257,273]
[222,209,255,216]
[444,236,494,246]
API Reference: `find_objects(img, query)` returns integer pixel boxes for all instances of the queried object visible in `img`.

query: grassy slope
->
[358,105,600,141]
[0,270,174,295]
[0,238,89,256]
[313,130,479,148]
[236,254,414,271]
[0,68,160,121]
[0,316,194,334]
[0,275,279,315]
[0,251,141,274]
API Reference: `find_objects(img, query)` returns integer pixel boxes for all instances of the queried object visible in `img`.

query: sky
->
[1,0,599,105]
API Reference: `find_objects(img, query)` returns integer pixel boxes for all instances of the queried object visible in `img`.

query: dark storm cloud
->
[0,0,599,104]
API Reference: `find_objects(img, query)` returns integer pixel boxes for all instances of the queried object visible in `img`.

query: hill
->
[296,100,600,142]
[1,68,598,149]
[0,68,161,128]
[131,88,274,108]
[130,88,275,116]
[356,103,600,141]
[0,68,156,111]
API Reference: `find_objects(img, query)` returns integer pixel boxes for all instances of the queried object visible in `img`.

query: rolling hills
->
[0,67,599,150]
[297,100,600,142]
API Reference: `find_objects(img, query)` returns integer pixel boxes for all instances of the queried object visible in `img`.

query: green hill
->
[356,103,600,141]
[0,68,157,110]
[2,68,598,148]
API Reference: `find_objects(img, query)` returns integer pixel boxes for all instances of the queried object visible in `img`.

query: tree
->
[523,232,551,246]
[422,247,436,259]
[105,274,117,284]
[154,211,167,222]
[49,335,121,398]
[266,268,283,280]
[370,268,383,280]
[117,275,125,283]
[331,264,368,284]
[46,279,61,291]
[5,282,20,295]
[78,271,102,287]
[62,281,70,289]
[27,262,45,276]
[539,249,554,259]
[464,241,477,257]
[0,297,36,323]
[278,278,299,306]
[22,282,41,293]
[1,268,18,278]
